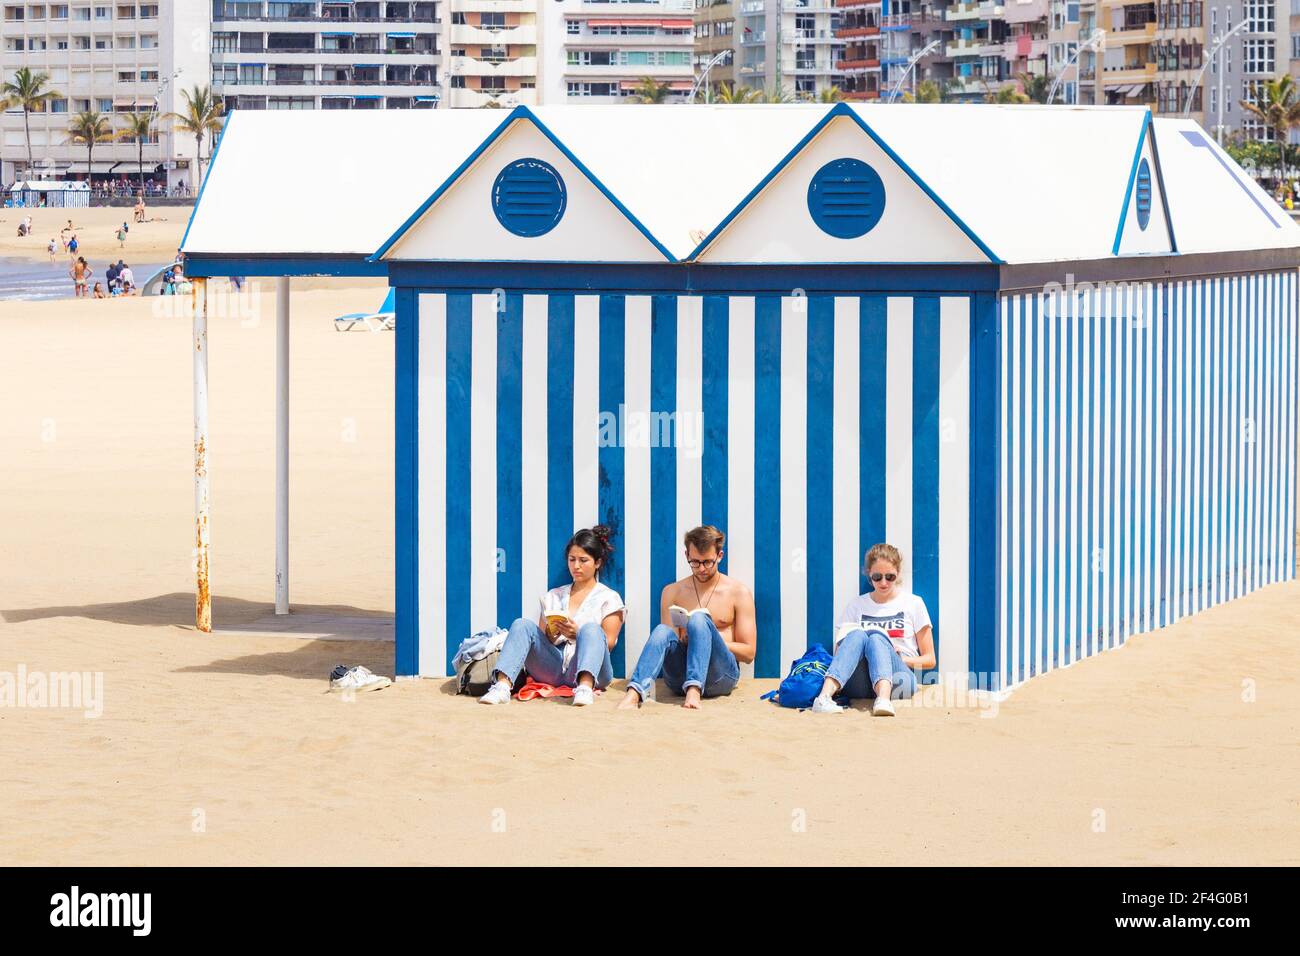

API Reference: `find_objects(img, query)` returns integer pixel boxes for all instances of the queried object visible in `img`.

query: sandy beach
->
[1,203,189,267]
[1,278,1298,866]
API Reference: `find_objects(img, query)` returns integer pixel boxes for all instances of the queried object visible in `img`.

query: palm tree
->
[1240,77,1300,189]
[115,111,155,194]
[986,83,1029,104]
[758,84,795,103]
[904,79,949,104]
[812,86,845,104]
[712,82,762,104]
[163,84,224,193]
[630,77,672,104]
[1,67,60,177]
[1018,71,1052,104]
[67,110,113,185]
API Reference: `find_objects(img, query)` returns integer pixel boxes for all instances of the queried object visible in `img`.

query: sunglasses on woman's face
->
[870,573,897,583]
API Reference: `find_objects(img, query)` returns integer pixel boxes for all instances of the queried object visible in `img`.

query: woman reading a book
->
[478,525,626,707]
[811,543,935,717]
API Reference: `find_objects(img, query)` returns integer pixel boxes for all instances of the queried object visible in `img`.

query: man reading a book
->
[618,525,757,710]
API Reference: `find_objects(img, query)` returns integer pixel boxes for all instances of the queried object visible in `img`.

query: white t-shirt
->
[834,590,932,660]
[539,581,626,669]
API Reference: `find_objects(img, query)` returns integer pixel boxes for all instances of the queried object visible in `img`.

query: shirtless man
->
[618,525,756,710]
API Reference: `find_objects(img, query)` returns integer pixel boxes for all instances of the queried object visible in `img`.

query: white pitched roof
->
[1152,117,1300,254]
[183,103,1300,266]
[180,108,508,256]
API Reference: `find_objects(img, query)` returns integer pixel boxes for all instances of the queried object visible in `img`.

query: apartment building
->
[734,0,845,98]
[537,0,695,104]
[443,0,536,107]
[0,2,207,188]
[694,0,735,96]
[1204,1,1292,140]
[211,1,440,112]
[835,0,881,100]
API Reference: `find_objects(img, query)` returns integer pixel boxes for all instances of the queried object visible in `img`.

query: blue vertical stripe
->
[547,295,575,589]
[970,291,1000,686]
[912,296,941,674]
[650,294,678,633]
[445,293,473,672]
[754,295,783,679]
[806,295,835,652]
[860,295,887,595]
[497,294,523,622]
[394,286,420,676]
[701,295,730,568]
[598,295,627,674]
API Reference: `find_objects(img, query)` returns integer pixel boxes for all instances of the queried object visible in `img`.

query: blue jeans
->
[826,628,917,701]
[626,616,740,701]
[493,617,613,690]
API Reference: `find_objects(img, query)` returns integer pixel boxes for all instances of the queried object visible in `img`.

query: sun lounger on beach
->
[334,289,395,332]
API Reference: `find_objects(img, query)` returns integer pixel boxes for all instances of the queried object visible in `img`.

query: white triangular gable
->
[382,117,667,263]
[1116,122,1174,256]
[696,113,992,264]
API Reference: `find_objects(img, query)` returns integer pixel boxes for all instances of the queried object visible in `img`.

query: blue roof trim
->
[179,109,236,254]
[686,102,1002,265]
[184,254,387,278]
[1111,112,1150,256]
[1146,114,1179,254]
[370,105,676,263]
[1178,128,1283,229]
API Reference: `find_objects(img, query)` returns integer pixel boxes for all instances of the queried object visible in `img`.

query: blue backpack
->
[761,643,833,709]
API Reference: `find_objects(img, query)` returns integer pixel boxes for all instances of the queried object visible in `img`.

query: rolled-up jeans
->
[626,615,739,701]
[826,628,917,700]
[492,617,613,689]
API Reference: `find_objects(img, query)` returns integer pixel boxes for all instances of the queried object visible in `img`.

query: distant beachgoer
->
[119,264,135,294]
[47,239,56,262]
[92,281,106,299]
[134,196,146,222]
[70,257,91,298]
[116,225,127,248]
[105,260,121,292]
[67,234,79,255]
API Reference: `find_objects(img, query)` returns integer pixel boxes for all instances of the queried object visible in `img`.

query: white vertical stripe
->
[779,296,808,674]
[573,295,600,530]
[1045,291,1059,672]
[1034,292,1046,672]
[623,295,653,677]
[1011,295,1024,685]
[676,295,704,578]
[469,293,498,635]
[832,297,861,623]
[938,295,970,681]
[727,297,757,681]
[417,293,447,677]
[885,296,914,562]
[520,294,549,622]
[999,295,1010,689]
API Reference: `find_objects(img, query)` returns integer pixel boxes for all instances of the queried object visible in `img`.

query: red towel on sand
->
[515,680,602,701]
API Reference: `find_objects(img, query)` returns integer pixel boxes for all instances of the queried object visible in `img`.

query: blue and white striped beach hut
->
[182,103,1300,691]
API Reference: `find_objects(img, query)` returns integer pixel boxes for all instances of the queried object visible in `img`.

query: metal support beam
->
[193,277,211,632]
[275,276,290,615]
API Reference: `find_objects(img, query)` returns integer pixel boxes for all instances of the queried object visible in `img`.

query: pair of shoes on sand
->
[328,664,392,694]
[479,683,595,706]
[811,695,895,717]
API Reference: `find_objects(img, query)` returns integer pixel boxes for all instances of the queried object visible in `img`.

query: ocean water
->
[0,256,165,302]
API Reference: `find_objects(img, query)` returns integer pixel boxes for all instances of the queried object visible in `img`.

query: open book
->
[543,611,571,639]
[669,605,712,630]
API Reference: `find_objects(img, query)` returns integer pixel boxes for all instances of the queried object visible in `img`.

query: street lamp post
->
[1046,30,1104,106]
[1183,18,1250,144]
[887,39,939,104]
[690,49,734,104]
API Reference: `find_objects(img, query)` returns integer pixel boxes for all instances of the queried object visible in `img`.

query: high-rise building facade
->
[210,1,440,113]
[835,0,881,100]
[1,1,208,188]
[734,0,846,98]
[694,0,735,96]
[539,0,696,104]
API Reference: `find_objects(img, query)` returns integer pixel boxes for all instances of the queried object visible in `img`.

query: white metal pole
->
[275,275,290,615]
[193,277,211,633]
[1217,44,1225,144]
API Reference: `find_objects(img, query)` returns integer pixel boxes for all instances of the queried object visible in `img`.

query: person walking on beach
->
[47,238,56,262]
[619,525,756,711]
[67,234,79,257]
[69,257,91,298]
[811,543,934,717]
[116,224,127,249]
[134,194,146,223]
[479,525,625,707]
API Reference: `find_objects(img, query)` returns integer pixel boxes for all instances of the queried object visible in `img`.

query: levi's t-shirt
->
[834,590,932,660]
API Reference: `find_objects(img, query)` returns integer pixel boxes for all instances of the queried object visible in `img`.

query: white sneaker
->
[811,695,843,713]
[478,682,512,705]
[872,696,896,717]
[329,665,391,694]
[572,685,595,707]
